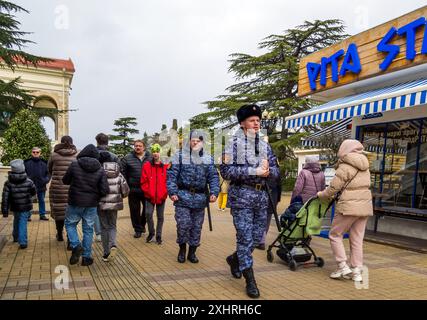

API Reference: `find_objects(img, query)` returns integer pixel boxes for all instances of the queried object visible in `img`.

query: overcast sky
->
[14,0,427,148]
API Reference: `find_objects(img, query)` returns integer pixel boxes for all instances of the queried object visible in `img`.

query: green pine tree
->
[0,108,51,165]
[190,19,348,139]
[143,131,149,146]
[0,1,52,134]
[109,117,139,157]
[189,19,348,188]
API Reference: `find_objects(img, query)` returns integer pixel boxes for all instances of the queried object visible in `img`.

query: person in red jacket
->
[141,144,168,244]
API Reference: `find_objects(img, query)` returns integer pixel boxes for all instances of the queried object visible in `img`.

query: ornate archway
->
[34,95,59,141]
[0,57,75,144]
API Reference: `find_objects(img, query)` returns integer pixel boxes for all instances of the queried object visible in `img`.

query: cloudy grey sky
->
[14,0,426,148]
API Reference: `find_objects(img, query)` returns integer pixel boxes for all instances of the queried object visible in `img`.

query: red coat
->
[140,160,168,204]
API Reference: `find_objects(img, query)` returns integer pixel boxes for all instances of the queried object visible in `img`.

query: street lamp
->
[260,108,279,137]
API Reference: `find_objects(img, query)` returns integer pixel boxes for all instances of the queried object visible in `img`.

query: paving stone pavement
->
[0,199,426,300]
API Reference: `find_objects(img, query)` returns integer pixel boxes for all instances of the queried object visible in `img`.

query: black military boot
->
[242,268,260,298]
[187,246,199,263]
[177,243,186,263]
[226,252,242,279]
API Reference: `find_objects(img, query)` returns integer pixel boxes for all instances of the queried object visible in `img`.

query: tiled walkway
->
[0,200,426,300]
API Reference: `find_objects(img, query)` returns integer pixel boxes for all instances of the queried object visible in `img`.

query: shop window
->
[415,120,427,209]
[360,119,426,211]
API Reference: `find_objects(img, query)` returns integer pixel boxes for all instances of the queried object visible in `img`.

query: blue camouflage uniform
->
[167,149,220,247]
[220,129,280,271]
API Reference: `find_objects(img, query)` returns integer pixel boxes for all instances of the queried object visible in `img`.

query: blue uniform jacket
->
[167,150,220,209]
[220,132,280,209]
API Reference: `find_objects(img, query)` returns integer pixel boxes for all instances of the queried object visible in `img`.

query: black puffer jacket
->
[120,151,151,194]
[2,172,37,216]
[97,145,120,163]
[62,144,109,207]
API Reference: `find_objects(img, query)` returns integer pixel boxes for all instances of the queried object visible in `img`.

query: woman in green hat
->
[140,144,169,244]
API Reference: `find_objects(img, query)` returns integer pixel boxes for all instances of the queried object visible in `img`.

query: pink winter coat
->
[292,163,326,203]
[318,139,373,217]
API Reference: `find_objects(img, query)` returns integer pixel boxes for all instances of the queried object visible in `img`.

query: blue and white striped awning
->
[302,118,352,147]
[286,78,427,129]
[301,117,406,154]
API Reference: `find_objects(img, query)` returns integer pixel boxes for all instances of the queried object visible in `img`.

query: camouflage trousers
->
[175,206,205,247]
[231,208,267,271]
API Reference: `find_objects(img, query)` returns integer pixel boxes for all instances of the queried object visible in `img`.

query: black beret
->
[237,104,262,123]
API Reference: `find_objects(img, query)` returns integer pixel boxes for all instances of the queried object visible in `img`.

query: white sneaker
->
[109,246,117,261]
[352,267,363,282]
[330,262,353,280]
[95,235,102,242]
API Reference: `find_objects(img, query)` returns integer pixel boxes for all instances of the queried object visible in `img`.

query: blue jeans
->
[37,191,46,216]
[65,206,97,258]
[13,211,30,246]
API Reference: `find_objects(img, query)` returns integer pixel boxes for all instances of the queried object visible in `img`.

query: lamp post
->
[260,109,279,137]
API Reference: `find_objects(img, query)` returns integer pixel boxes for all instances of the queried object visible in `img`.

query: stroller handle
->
[304,196,319,207]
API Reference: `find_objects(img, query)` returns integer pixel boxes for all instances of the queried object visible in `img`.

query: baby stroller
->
[266,197,331,271]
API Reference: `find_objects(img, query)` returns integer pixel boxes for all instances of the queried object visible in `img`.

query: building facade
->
[287,6,427,240]
[0,57,75,143]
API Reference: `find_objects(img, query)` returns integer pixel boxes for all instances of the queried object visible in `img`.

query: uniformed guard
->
[220,104,280,298]
[167,130,220,264]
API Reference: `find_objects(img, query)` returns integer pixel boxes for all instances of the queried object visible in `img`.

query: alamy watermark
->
[353,6,370,31]
[54,4,70,30]
[354,265,369,290]
[54,265,70,290]
[153,127,270,172]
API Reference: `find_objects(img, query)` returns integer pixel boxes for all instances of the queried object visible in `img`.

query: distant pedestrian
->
[48,136,78,245]
[217,175,229,211]
[24,147,50,221]
[121,140,151,238]
[140,144,168,245]
[95,133,120,163]
[63,144,109,266]
[318,139,373,282]
[2,159,37,249]
[98,151,129,262]
[292,155,325,203]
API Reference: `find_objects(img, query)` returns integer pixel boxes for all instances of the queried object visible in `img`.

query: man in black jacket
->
[24,147,50,221]
[121,140,151,238]
[95,133,120,163]
[63,144,109,266]
[2,159,37,249]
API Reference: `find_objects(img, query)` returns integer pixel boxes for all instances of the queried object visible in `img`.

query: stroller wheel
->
[289,260,298,271]
[267,250,274,263]
[315,257,325,268]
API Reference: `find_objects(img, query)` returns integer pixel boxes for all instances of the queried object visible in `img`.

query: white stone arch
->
[33,94,60,141]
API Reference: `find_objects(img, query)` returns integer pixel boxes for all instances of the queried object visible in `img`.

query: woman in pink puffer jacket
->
[318,139,373,282]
